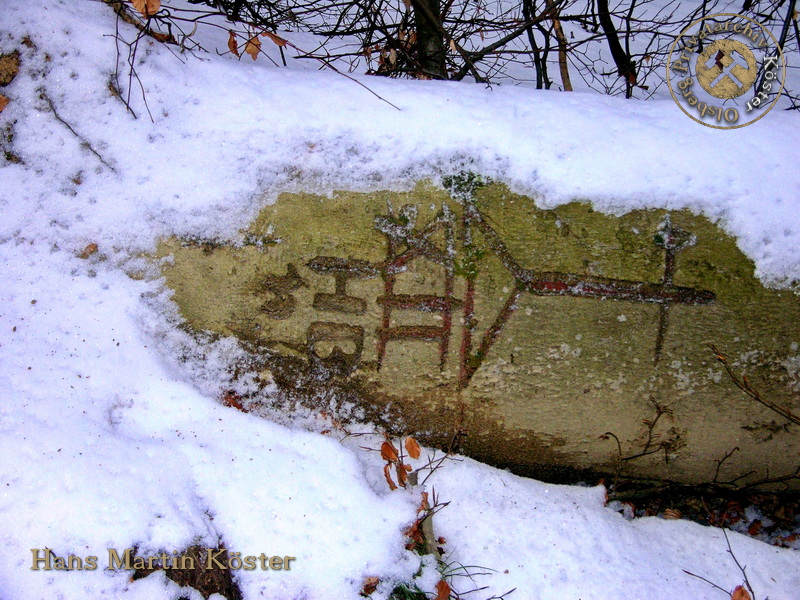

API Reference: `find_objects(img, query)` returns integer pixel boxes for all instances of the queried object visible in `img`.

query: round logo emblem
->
[666,13,785,129]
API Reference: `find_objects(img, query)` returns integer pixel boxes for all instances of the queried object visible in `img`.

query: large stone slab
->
[158,176,800,485]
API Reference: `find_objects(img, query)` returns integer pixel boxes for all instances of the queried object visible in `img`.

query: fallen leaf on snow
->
[361,576,379,595]
[78,243,98,259]
[435,579,451,600]
[0,50,20,87]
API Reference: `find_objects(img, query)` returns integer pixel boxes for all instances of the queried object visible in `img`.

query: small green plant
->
[388,582,428,600]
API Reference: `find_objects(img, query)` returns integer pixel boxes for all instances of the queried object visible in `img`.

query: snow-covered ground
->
[1,1,799,599]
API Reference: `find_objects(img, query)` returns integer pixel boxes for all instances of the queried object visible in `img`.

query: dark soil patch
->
[132,545,243,600]
[607,484,800,549]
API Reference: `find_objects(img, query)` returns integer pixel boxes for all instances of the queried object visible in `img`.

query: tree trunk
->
[411,0,447,79]
[596,0,636,83]
[552,17,572,91]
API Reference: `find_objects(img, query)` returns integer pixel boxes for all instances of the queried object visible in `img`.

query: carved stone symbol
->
[257,263,306,320]
[374,204,460,370]
[455,187,715,386]
[306,321,365,378]
[306,256,378,314]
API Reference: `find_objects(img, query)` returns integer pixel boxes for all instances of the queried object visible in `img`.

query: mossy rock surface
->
[158,181,800,485]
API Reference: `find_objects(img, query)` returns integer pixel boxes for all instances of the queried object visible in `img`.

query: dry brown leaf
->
[418,491,429,513]
[731,585,752,600]
[383,463,398,490]
[404,520,422,544]
[748,520,763,536]
[435,579,451,600]
[662,508,681,520]
[0,50,20,87]
[396,463,408,487]
[449,38,457,53]
[405,436,421,459]
[381,441,399,462]
[245,35,261,61]
[361,576,379,595]
[0,94,8,113]
[403,520,421,549]
[131,0,161,18]
[79,243,98,259]
[221,391,248,412]
[228,30,240,57]
[388,48,397,66]
[262,31,288,48]
[150,30,173,43]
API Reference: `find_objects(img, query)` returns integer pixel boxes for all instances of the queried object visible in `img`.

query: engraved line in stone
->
[461,287,522,387]
[465,203,714,305]
[652,216,693,364]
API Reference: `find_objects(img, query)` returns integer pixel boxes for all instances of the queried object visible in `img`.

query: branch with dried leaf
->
[102,0,176,44]
[379,436,419,490]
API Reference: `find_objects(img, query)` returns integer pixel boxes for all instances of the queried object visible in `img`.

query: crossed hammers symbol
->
[706,49,750,90]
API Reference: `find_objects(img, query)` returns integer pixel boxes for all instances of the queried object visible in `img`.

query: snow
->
[0,1,798,599]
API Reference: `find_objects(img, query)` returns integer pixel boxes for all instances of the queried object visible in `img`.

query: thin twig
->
[709,343,800,426]
[111,11,138,119]
[126,27,155,123]
[682,569,730,595]
[418,421,465,487]
[281,37,402,111]
[713,447,740,484]
[39,90,117,173]
[738,465,800,490]
[599,430,623,488]
[723,529,756,600]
